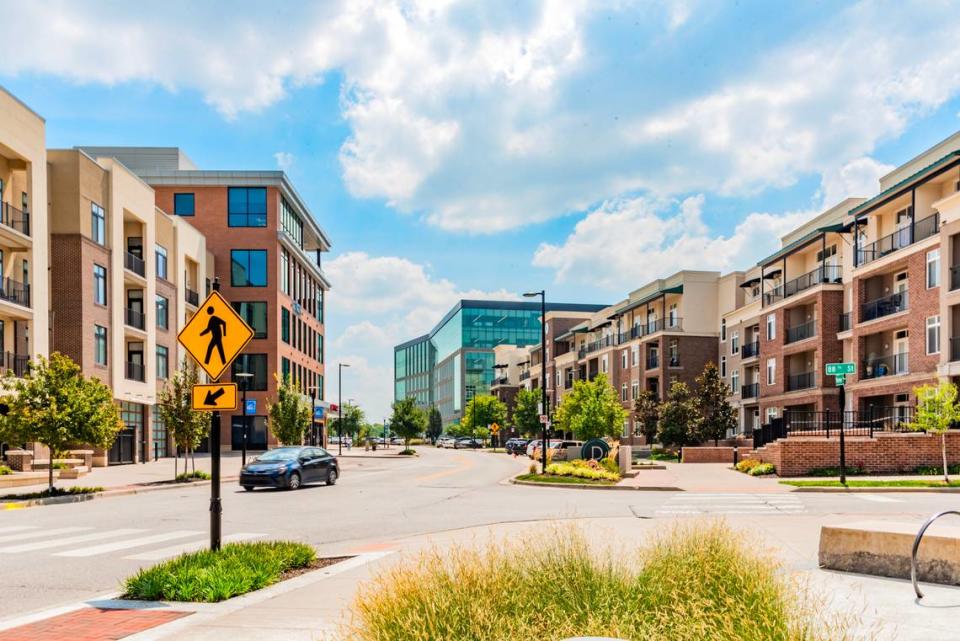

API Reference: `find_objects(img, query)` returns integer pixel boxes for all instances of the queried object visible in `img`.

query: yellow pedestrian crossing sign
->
[177,290,254,381]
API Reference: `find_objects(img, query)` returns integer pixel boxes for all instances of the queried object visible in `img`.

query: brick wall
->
[754,430,960,476]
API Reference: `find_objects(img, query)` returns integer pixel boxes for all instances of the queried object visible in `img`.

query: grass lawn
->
[515,473,616,486]
[782,479,960,488]
[0,486,103,501]
[124,541,337,602]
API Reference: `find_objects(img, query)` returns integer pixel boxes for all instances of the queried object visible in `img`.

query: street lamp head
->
[234,372,253,379]
[340,363,350,368]
[522,291,542,298]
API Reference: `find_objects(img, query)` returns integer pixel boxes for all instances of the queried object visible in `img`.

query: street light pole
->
[524,289,548,474]
[235,372,253,466]
[310,386,317,446]
[338,363,350,455]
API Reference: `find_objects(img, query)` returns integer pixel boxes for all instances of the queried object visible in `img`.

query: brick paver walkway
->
[0,607,190,641]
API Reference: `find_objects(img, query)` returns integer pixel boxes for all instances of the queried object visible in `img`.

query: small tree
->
[1,353,123,491]
[390,397,427,449]
[158,361,210,478]
[694,362,737,445]
[633,389,661,445]
[512,388,541,438]
[554,373,627,441]
[330,403,365,442]
[462,395,507,443]
[657,381,701,449]
[267,373,310,446]
[908,382,959,483]
[426,406,443,444]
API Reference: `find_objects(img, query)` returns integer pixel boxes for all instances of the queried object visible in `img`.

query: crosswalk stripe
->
[0,526,39,535]
[0,527,91,544]
[0,529,146,553]
[124,532,266,561]
[854,495,901,503]
[54,530,202,557]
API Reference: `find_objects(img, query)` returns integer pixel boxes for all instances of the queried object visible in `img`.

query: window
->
[280,249,290,295]
[720,356,727,378]
[601,355,608,374]
[318,334,324,364]
[232,354,268,390]
[766,407,778,422]
[155,245,168,280]
[668,338,679,366]
[281,357,291,381]
[816,244,837,262]
[731,368,740,392]
[631,380,639,400]
[94,325,107,366]
[231,249,268,287]
[631,346,639,367]
[174,193,195,216]
[720,318,726,341]
[927,315,941,355]
[93,264,107,305]
[766,313,776,340]
[731,331,740,354]
[231,302,268,339]
[91,203,105,245]
[156,346,169,379]
[156,295,169,330]
[621,350,628,369]
[621,383,628,401]
[280,197,303,247]
[766,358,776,385]
[228,187,267,227]
[927,249,940,288]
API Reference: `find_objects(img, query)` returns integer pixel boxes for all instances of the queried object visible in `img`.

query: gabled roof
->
[848,151,960,218]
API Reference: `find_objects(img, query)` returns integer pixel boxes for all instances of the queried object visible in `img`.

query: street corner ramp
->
[819,519,960,585]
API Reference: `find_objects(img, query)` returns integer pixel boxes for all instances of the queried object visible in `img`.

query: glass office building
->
[394,300,605,424]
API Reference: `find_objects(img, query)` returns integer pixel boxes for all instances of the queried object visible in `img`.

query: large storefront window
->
[151,405,168,458]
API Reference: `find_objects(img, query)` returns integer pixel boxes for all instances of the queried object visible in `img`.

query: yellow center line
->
[415,454,476,482]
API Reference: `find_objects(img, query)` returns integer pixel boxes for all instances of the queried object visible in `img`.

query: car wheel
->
[326,469,338,486]
[242,485,254,492]
[287,471,302,491]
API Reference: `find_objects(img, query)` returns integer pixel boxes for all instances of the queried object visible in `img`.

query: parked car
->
[239,446,339,491]
[436,436,456,448]
[549,440,584,461]
[454,437,482,449]
[505,438,529,455]
[390,437,405,445]
[530,439,566,460]
[525,439,542,458]
[329,436,353,447]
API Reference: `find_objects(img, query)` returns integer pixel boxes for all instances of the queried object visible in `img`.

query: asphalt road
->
[0,447,954,618]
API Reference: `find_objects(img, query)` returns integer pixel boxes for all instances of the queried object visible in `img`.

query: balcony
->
[519,370,530,381]
[785,319,816,344]
[618,325,643,342]
[185,288,200,307]
[786,371,816,391]
[952,337,960,362]
[0,351,29,377]
[125,361,145,382]
[741,382,759,399]
[0,202,30,237]
[0,277,30,308]
[839,312,851,332]
[125,307,146,331]
[856,213,939,266]
[764,265,842,305]
[581,335,617,357]
[491,376,509,387]
[862,353,908,379]
[861,291,908,322]
[952,266,960,292]
[741,341,760,359]
[646,354,659,370]
[124,252,146,278]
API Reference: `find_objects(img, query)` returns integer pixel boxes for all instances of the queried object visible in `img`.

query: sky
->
[5,0,960,421]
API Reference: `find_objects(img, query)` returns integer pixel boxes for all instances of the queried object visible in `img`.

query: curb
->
[0,475,241,509]
[787,485,960,493]
[509,477,682,492]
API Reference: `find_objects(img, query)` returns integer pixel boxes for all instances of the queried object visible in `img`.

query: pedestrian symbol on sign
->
[200,306,228,366]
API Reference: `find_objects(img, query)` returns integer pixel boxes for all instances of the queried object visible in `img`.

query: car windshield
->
[256,448,301,462]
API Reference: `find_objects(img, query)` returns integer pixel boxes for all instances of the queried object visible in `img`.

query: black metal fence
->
[753,407,915,449]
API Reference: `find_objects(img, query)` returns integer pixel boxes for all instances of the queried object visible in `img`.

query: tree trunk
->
[47,446,54,493]
[191,449,196,473]
[943,432,950,484]
[174,452,178,480]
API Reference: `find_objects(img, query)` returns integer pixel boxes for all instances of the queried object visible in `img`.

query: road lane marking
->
[124,533,265,561]
[0,526,91,544]
[854,495,901,503]
[55,530,202,557]
[0,529,146,553]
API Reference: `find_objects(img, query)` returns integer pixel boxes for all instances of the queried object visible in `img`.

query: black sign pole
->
[838,382,846,486]
[210,277,223,552]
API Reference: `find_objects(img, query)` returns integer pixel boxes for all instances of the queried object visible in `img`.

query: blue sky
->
[5,0,960,420]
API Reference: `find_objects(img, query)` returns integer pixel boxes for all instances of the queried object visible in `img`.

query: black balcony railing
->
[618,325,644,342]
[839,312,851,332]
[646,354,659,370]
[764,265,842,305]
[741,341,760,359]
[0,202,30,236]
[643,317,683,334]
[126,361,145,382]
[491,376,509,386]
[741,382,759,399]
[519,370,530,381]
[785,319,816,344]
[861,291,908,322]
[787,371,816,391]
[862,353,909,379]
[185,288,200,307]
[125,307,146,330]
[856,214,939,266]
[0,351,29,377]
[124,251,146,277]
[0,277,30,308]
[952,337,960,362]
[951,266,960,292]
[582,335,617,356]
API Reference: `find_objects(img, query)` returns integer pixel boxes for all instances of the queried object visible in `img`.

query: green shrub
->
[52,462,70,470]
[915,463,960,476]
[346,524,853,641]
[650,449,679,462]
[176,470,212,482]
[1,486,103,500]
[806,466,867,477]
[546,461,619,482]
[0,465,12,475]
[748,463,776,476]
[399,448,417,456]
[124,541,316,602]
[735,459,761,473]
[600,456,619,474]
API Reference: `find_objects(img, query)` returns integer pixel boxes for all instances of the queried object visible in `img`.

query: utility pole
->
[524,290,548,474]
[338,363,350,455]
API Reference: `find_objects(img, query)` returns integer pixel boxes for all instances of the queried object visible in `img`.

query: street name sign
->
[178,290,255,381]
[825,362,856,376]
[192,383,238,411]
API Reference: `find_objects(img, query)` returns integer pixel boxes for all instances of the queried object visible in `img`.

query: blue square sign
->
[314,406,324,420]
[245,399,256,415]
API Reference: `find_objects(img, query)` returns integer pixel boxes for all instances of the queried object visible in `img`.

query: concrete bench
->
[819,519,960,585]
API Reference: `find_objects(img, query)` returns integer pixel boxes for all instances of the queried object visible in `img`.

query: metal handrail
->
[911,510,960,599]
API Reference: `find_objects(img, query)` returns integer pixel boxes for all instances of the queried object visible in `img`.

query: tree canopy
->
[267,373,310,446]
[158,361,210,477]
[908,382,959,483]
[633,388,660,445]
[426,406,443,443]
[462,394,507,440]
[330,403,365,440]
[656,381,700,448]
[390,397,428,447]
[554,373,626,441]
[512,388,541,438]
[693,362,737,445]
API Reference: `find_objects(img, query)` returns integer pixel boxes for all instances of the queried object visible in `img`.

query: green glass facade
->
[393,300,605,425]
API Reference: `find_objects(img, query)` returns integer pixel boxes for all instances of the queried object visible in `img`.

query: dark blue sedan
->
[239,446,339,491]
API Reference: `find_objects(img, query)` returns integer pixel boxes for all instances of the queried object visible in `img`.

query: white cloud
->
[817,156,893,209]
[533,195,812,287]
[274,151,295,171]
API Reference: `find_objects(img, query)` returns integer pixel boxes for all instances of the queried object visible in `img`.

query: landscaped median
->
[513,458,621,488]
[782,479,960,490]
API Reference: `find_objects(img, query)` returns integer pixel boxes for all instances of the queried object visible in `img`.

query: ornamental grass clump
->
[546,458,620,481]
[345,524,857,641]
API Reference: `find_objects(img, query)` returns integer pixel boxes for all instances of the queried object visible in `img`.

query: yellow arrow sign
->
[177,290,254,381]
[192,383,239,411]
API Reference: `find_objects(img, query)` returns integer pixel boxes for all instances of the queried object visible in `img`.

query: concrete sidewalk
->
[619,461,789,492]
